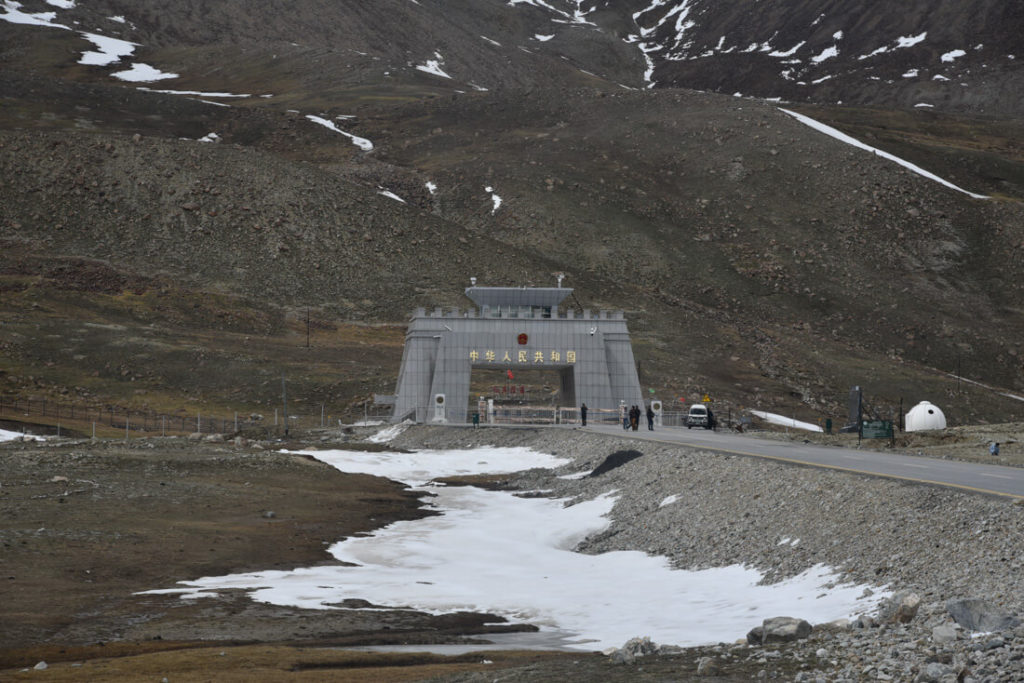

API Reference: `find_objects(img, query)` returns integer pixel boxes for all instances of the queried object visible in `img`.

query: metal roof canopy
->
[464,286,573,309]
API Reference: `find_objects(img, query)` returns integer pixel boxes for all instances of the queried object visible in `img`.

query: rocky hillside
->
[624,0,1024,117]
[1,0,1023,424]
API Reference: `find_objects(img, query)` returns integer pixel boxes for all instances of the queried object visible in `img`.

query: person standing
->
[630,405,640,431]
[646,404,654,431]
[990,442,1000,456]
[580,403,588,427]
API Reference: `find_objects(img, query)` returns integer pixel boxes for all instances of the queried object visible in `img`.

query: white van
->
[686,404,716,430]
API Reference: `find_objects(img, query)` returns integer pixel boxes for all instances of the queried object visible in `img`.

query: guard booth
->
[390,279,644,423]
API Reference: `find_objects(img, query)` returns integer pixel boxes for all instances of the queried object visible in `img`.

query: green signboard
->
[861,420,893,439]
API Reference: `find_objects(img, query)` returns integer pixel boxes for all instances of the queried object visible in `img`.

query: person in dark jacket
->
[646,404,654,430]
[580,403,588,427]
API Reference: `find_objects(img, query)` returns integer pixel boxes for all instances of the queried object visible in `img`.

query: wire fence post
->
[281,375,289,437]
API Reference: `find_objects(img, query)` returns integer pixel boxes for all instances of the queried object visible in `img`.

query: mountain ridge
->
[1,0,1023,425]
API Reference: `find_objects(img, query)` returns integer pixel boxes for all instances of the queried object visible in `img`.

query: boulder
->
[878,590,922,623]
[815,618,850,632]
[608,636,658,664]
[852,614,876,629]
[747,617,812,645]
[914,661,955,683]
[946,598,1021,632]
[931,624,959,644]
[696,656,720,676]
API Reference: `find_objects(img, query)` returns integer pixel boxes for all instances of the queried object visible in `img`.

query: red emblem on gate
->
[517,333,528,345]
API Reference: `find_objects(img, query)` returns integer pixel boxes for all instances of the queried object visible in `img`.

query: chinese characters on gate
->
[469,349,577,364]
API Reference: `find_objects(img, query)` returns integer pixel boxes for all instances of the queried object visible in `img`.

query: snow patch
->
[138,87,251,98]
[367,422,410,444]
[941,49,966,63]
[77,32,137,66]
[896,32,927,48]
[780,108,988,199]
[769,41,804,58]
[111,63,178,83]
[0,0,70,28]
[305,115,373,151]
[378,189,406,203]
[811,45,838,64]
[416,52,452,79]
[142,446,886,650]
[749,410,823,433]
[0,428,30,442]
[485,186,502,214]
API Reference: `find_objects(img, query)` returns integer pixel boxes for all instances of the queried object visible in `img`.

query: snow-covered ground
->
[749,410,824,433]
[0,428,25,442]
[143,444,882,650]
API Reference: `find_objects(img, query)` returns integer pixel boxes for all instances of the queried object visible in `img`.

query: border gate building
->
[390,282,644,423]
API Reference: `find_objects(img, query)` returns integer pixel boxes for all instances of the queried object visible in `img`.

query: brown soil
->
[0,429,791,681]
[0,434,555,678]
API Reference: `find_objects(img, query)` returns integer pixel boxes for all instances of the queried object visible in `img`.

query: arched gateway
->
[390,282,644,423]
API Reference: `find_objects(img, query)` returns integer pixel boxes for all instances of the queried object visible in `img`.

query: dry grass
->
[1,643,575,682]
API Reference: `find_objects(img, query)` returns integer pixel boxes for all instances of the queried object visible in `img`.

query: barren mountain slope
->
[2,0,1023,425]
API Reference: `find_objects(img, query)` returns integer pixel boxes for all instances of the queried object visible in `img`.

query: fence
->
[394,407,749,429]
[1,396,766,435]
[0,397,393,437]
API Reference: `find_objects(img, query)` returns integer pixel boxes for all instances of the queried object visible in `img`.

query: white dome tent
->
[905,401,946,432]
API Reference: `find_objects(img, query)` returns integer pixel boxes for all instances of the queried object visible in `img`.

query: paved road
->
[585,423,1024,500]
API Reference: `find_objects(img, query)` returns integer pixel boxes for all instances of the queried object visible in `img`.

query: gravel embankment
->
[390,425,1024,682]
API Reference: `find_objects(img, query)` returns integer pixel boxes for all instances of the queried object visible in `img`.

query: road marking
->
[980,473,1013,480]
[901,463,929,469]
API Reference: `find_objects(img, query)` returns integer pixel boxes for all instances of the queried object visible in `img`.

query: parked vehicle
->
[686,404,716,430]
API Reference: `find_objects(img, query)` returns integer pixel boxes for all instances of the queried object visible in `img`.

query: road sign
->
[861,420,893,439]
[702,394,711,403]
